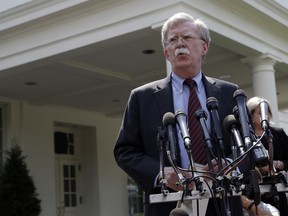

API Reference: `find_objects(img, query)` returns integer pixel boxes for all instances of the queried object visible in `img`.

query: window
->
[63,164,77,207]
[54,132,75,155]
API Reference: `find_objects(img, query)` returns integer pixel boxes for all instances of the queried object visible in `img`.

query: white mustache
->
[175,47,190,56]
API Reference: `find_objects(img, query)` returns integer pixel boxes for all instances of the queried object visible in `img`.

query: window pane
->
[64,180,70,192]
[71,194,77,207]
[64,194,70,207]
[70,165,76,178]
[71,180,76,192]
[68,133,74,143]
[63,165,69,177]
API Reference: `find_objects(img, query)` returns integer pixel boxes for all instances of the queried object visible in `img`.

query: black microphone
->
[233,89,251,148]
[169,208,189,216]
[232,105,239,119]
[162,112,178,164]
[157,127,169,195]
[233,90,268,166]
[259,99,269,131]
[175,110,191,148]
[223,114,245,156]
[206,97,225,154]
[195,109,213,151]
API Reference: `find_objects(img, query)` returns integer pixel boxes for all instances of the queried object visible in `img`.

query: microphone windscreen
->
[163,112,175,127]
[169,208,189,216]
[233,89,246,98]
[206,97,218,110]
[223,114,239,134]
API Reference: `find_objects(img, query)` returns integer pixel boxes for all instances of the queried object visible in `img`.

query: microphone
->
[233,89,251,148]
[176,110,206,193]
[162,112,178,164]
[175,111,191,148]
[259,99,269,131]
[169,208,189,216]
[157,127,169,195]
[223,114,245,156]
[206,97,225,154]
[233,90,268,166]
[232,105,239,119]
[195,109,213,152]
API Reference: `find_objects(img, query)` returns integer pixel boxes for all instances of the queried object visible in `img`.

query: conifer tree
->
[0,145,41,216]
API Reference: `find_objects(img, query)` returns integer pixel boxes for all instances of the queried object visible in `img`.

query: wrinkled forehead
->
[166,20,199,36]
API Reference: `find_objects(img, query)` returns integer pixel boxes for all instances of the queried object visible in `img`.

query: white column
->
[241,53,281,125]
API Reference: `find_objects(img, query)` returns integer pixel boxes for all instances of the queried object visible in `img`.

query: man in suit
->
[114,12,244,216]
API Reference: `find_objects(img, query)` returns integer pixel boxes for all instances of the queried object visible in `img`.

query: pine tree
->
[0,145,41,216]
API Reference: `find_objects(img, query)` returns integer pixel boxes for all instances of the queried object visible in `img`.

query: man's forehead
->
[167,21,198,35]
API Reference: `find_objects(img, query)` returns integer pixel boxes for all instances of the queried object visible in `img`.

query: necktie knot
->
[184,79,195,89]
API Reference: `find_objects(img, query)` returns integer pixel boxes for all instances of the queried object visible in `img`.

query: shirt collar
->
[171,71,203,92]
[191,72,203,91]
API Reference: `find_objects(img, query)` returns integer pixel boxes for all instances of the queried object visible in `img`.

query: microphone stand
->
[157,127,169,195]
[182,138,206,216]
[183,138,205,196]
[204,104,231,216]
[247,132,262,213]
[213,134,230,216]
[265,128,275,176]
[195,109,229,216]
[204,138,228,216]
[229,146,244,193]
[261,128,282,207]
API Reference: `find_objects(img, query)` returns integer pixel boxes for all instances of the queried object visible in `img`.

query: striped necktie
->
[184,79,207,164]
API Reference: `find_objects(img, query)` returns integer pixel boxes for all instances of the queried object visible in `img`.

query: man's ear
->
[202,42,209,55]
[164,48,170,61]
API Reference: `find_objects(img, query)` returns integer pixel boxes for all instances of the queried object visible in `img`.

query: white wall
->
[4,99,129,216]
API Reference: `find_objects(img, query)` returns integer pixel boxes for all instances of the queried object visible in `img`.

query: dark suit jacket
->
[114,74,243,216]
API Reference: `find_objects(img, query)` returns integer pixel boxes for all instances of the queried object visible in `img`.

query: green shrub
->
[0,145,41,216]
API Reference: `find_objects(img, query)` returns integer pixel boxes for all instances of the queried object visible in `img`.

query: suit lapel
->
[203,76,220,98]
[203,76,229,109]
[154,76,174,121]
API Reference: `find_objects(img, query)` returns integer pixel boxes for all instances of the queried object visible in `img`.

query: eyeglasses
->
[165,33,204,46]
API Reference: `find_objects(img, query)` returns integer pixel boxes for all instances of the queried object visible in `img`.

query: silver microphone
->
[259,99,269,131]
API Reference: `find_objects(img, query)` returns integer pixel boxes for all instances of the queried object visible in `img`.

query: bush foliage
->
[0,145,41,216]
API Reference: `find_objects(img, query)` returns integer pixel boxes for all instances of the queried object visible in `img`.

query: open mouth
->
[178,52,186,56]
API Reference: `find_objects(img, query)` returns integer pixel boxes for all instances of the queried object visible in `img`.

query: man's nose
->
[176,37,185,44]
